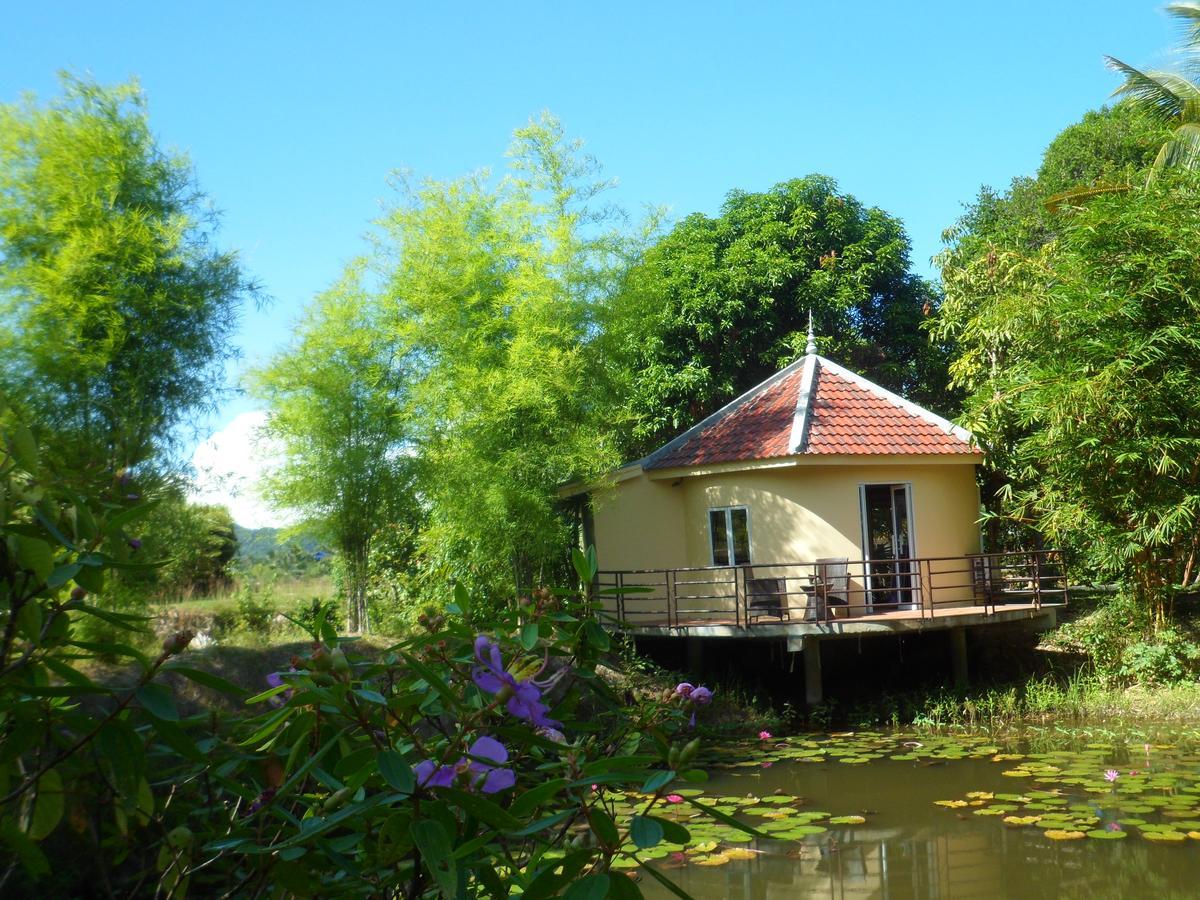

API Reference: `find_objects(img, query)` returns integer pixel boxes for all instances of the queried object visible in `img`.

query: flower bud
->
[69,586,87,602]
[330,648,351,678]
[680,738,701,766]
[162,630,195,656]
[310,647,332,671]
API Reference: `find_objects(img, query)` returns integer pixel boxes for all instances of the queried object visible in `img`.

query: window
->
[709,506,751,566]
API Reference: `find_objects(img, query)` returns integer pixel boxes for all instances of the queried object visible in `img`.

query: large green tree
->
[0,76,256,480]
[378,114,642,602]
[609,175,950,456]
[936,104,1171,552]
[944,175,1200,626]
[249,264,413,631]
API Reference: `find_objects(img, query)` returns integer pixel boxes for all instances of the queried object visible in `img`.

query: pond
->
[618,729,1200,899]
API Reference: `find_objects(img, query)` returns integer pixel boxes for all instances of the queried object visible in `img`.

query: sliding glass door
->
[861,484,916,610]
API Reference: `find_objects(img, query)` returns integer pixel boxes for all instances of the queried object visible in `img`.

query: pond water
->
[626,730,1200,899]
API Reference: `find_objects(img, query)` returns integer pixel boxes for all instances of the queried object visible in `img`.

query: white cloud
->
[189,410,296,529]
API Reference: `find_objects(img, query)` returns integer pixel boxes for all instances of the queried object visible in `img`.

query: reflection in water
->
[644,744,1200,900]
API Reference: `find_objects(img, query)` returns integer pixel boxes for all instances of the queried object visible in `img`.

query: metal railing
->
[594,549,1067,628]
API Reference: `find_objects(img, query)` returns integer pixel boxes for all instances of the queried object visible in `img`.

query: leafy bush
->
[234,577,278,634]
[1118,629,1200,685]
[2,420,730,896]
[293,595,343,635]
[1053,593,1200,686]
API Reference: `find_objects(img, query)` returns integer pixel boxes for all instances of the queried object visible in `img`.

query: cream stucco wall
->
[589,458,982,619]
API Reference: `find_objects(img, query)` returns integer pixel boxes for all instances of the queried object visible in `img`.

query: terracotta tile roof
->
[644,356,978,470]
[649,367,805,469]
[804,365,977,455]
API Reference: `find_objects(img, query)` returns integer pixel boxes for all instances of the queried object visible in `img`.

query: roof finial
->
[805,310,817,356]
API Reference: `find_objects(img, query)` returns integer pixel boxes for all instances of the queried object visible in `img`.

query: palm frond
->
[1152,121,1200,175]
[1167,3,1200,46]
[1105,57,1187,122]
[1043,183,1132,213]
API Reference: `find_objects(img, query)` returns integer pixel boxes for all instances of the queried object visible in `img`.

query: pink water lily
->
[1104,769,1120,783]
[666,794,684,804]
[759,730,772,740]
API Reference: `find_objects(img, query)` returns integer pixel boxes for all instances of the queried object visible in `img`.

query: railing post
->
[920,558,931,622]
[735,566,744,628]
[1032,551,1042,610]
[666,569,674,629]
[616,572,625,623]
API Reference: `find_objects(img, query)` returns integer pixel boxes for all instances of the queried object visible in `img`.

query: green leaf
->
[377,751,415,794]
[563,874,610,900]
[28,770,63,841]
[652,815,690,845]
[583,619,610,651]
[633,857,690,899]
[102,499,160,536]
[354,688,388,705]
[682,796,772,839]
[397,650,462,711]
[452,582,471,617]
[8,423,38,471]
[162,665,248,696]
[506,808,575,837]
[73,564,105,594]
[34,509,76,551]
[572,546,597,585]
[15,536,54,581]
[440,788,521,831]
[630,814,664,849]
[606,870,645,900]
[508,777,569,819]
[16,602,42,642]
[587,807,620,847]
[641,770,675,793]
[410,819,457,898]
[136,683,179,721]
[46,562,82,589]
[521,849,594,900]
[520,622,539,651]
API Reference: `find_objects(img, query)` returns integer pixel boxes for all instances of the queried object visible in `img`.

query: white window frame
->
[708,505,752,567]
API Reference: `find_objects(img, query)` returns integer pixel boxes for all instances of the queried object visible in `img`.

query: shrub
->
[2,421,726,899]
[234,578,278,634]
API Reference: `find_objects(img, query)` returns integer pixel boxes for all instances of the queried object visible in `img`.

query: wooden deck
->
[596,550,1067,637]
[615,601,1061,643]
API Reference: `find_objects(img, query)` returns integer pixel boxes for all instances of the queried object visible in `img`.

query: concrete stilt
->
[802,635,823,705]
[686,637,703,674]
[950,626,969,687]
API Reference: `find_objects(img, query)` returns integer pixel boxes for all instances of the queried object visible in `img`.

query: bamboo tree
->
[249,264,413,631]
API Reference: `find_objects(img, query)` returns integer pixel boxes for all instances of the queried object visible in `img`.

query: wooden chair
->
[816,557,850,617]
[747,576,787,622]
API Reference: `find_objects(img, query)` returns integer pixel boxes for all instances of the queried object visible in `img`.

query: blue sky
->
[0,1,1178,522]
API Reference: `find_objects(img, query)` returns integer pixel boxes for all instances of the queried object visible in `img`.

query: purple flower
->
[1104,769,1120,783]
[465,736,516,793]
[128,538,142,551]
[414,736,516,794]
[675,682,695,698]
[472,635,561,729]
[414,760,457,789]
[691,686,713,706]
[243,788,277,817]
[265,670,295,707]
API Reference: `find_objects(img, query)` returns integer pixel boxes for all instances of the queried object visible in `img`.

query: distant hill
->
[233,525,329,562]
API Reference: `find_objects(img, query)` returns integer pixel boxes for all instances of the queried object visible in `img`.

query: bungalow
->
[564,323,1065,701]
